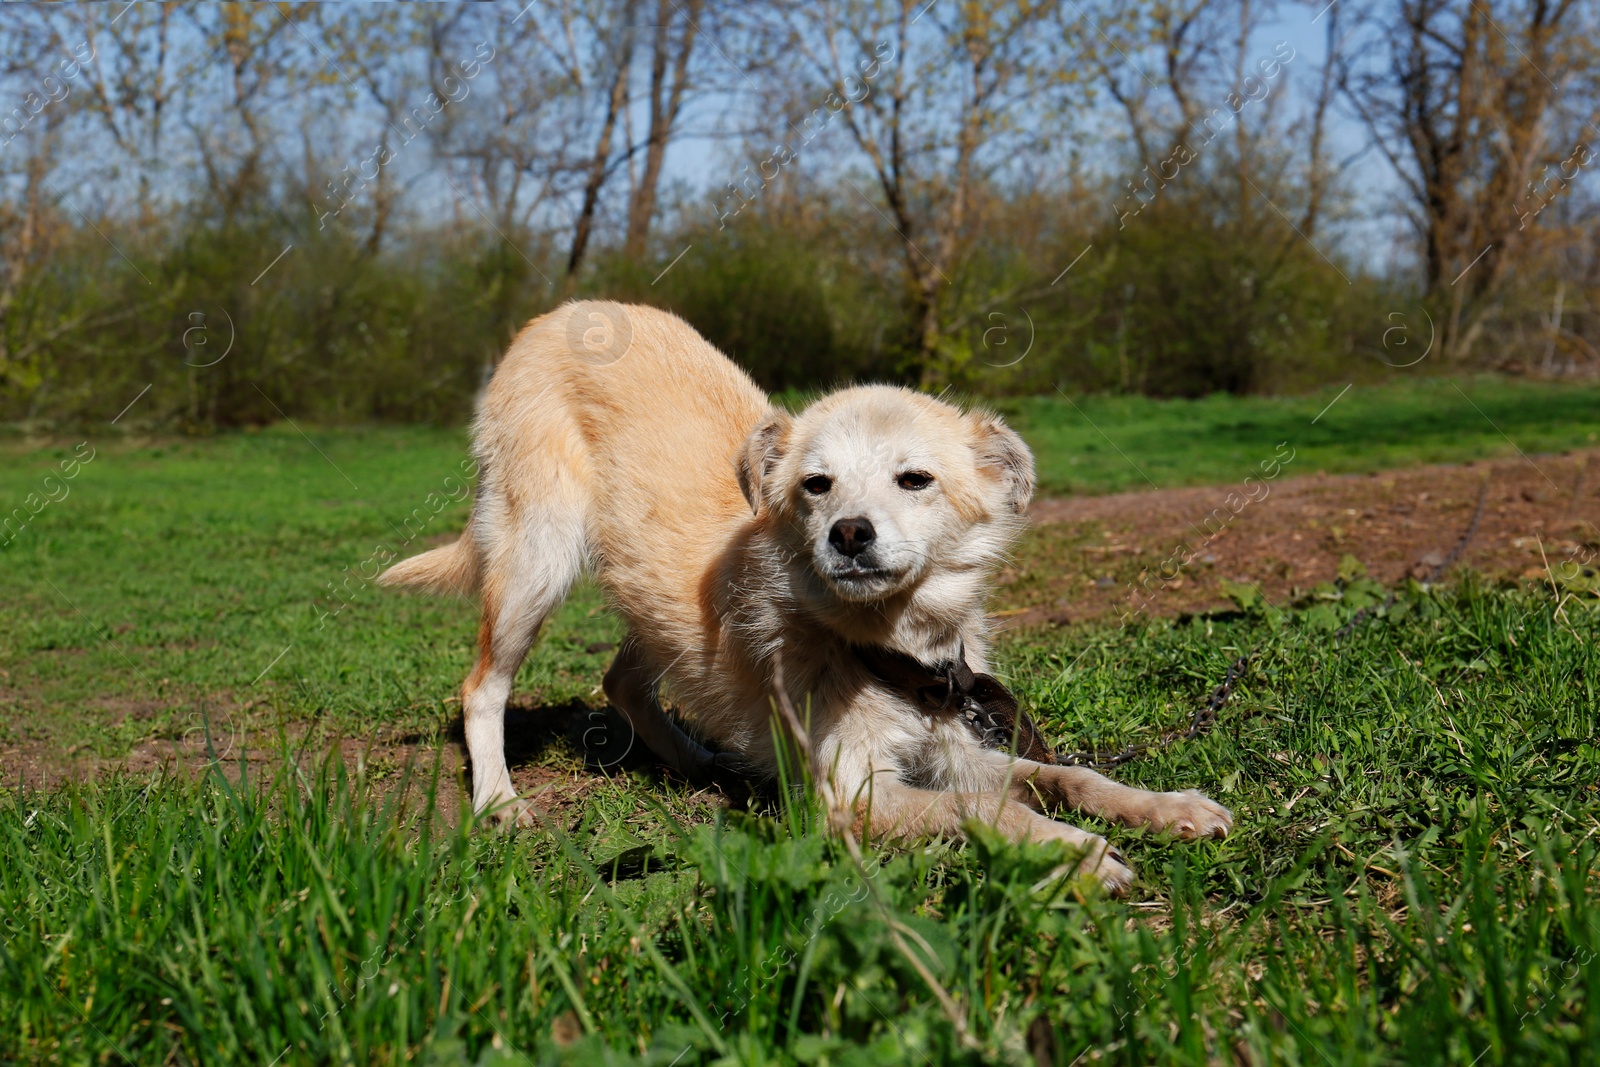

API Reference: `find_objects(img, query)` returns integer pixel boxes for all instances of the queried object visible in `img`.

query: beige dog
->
[379,301,1230,892]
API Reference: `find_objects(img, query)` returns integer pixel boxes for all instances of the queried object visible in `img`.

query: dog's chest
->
[839,694,976,789]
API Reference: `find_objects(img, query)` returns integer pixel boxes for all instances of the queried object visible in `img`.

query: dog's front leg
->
[831,772,1134,895]
[1005,756,1233,840]
[602,637,731,783]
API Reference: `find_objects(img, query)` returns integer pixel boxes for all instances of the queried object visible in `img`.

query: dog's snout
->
[829,517,876,557]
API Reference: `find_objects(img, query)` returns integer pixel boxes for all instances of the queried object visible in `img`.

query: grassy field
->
[3,375,1599,1064]
[999,375,1600,495]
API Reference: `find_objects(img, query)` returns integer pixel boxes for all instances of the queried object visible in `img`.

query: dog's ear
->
[736,409,793,515]
[970,413,1035,513]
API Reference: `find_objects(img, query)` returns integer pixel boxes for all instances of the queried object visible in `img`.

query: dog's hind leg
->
[460,481,588,827]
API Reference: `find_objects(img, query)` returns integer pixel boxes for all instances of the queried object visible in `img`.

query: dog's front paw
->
[1145,790,1232,840]
[1077,841,1135,896]
[1037,825,1135,896]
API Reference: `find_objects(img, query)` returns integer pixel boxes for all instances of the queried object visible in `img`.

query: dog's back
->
[385,300,766,598]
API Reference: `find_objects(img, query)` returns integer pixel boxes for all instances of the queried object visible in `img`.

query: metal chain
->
[1054,653,1250,768]
[1051,474,1492,769]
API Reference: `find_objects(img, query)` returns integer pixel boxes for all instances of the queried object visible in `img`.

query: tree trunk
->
[1300,2,1340,237]
[623,0,698,260]
[912,269,943,390]
[566,4,636,281]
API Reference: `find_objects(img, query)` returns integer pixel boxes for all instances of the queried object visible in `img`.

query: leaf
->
[1219,578,1262,612]
[1344,578,1386,611]
[1306,603,1341,631]
[1337,554,1368,583]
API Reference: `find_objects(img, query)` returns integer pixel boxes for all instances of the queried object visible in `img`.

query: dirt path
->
[998,448,1600,628]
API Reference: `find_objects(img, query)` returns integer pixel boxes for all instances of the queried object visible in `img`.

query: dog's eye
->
[802,475,833,495]
[896,471,933,491]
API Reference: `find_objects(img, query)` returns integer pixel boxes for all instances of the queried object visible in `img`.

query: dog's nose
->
[829,517,876,557]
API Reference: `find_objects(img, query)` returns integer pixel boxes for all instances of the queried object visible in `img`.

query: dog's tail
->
[377,535,478,596]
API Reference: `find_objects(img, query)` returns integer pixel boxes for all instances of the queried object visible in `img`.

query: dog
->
[379,301,1231,892]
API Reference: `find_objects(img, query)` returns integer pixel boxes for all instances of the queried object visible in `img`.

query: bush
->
[1033,197,1391,398]
[584,223,906,392]
[0,187,1406,431]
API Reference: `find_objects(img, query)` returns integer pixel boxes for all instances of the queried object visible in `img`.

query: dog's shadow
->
[439,699,760,805]
[434,699,648,774]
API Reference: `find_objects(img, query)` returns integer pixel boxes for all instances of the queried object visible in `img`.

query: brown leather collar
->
[852,641,1056,763]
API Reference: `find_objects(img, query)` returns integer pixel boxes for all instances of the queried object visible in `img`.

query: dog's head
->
[736,386,1034,609]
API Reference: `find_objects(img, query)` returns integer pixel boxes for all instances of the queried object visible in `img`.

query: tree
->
[623,0,702,259]
[429,3,573,242]
[1079,0,1238,182]
[1341,0,1598,360]
[753,0,1070,386]
[557,0,639,279]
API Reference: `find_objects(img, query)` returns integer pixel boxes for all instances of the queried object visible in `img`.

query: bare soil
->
[999,448,1600,629]
[1,694,718,823]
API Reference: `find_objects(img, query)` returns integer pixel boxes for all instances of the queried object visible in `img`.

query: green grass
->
[0,426,619,760]
[2,377,1599,1063]
[1000,374,1600,495]
[5,585,1598,1064]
